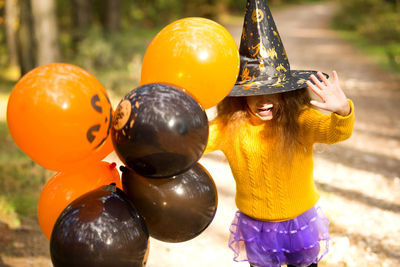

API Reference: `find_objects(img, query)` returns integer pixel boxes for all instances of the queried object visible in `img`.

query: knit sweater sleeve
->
[299,99,355,144]
[204,118,226,153]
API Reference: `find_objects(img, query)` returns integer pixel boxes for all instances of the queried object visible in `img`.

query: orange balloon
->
[69,129,115,170]
[94,133,114,160]
[85,109,115,163]
[7,63,113,171]
[37,161,121,240]
[140,17,240,109]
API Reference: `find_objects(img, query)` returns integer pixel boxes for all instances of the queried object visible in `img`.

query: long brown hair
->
[216,88,311,153]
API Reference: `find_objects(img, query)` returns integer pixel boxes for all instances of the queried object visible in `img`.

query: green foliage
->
[333,0,398,36]
[122,0,184,27]
[332,0,400,73]
[0,196,20,228]
[333,0,384,30]
[226,0,246,13]
[70,26,160,98]
[74,27,117,70]
[358,12,400,44]
[386,44,400,72]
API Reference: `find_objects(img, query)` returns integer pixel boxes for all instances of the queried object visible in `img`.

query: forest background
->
[0,0,399,233]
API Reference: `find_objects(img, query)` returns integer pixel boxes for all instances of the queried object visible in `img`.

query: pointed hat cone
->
[229,0,325,96]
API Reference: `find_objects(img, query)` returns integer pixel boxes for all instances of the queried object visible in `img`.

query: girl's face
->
[246,94,280,121]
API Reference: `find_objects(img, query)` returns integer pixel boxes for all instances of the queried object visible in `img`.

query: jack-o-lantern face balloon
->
[86,93,113,149]
[7,63,113,171]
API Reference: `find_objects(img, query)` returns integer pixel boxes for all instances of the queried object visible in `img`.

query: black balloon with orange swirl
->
[111,83,209,178]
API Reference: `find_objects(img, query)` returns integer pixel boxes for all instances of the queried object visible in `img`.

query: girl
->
[205,1,355,266]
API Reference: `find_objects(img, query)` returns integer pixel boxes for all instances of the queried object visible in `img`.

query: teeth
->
[257,104,273,115]
[260,105,273,109]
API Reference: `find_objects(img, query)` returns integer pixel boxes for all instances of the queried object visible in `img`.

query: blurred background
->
[0,0,399,93]
[0,0,399,266]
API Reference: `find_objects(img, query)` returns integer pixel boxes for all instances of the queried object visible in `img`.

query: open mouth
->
[257,104,273,117]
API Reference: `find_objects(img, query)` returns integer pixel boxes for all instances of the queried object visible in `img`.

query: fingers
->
[332,70,339,83]
[317,71,329,86]
[306,80,325,102]
[310,74,324,89]
[310,71,340,87]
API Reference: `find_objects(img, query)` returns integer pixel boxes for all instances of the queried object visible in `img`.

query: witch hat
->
[229,0,324,96]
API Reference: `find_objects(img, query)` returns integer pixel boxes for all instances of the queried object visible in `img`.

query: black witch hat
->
[229,0,324,96]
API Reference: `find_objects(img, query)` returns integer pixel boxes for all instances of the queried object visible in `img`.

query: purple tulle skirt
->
[229,206,330,267]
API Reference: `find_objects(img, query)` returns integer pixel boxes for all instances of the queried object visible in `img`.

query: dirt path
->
[1,2,400,267]
[271,3,400,267]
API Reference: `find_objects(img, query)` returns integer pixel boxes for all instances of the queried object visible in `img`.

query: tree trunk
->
[71,0,92,45]
[103,0,121,33]
[17,0,35,75]
[30,0,61,66]
[5,0,19,67]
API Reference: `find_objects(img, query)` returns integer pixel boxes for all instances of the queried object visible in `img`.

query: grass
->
[0,66,45,226]
[0,196,20,228]
[0,121,54,225]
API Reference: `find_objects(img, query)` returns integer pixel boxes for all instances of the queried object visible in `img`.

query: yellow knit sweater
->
[205,100,355,222]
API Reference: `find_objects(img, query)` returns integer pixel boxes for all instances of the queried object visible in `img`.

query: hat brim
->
[228,70,328,97]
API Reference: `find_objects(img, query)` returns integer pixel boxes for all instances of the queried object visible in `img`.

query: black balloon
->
[111,83,209,178]
[50,184,149,267]
[121,163,218,243]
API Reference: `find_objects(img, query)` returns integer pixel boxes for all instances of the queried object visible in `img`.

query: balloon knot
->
[119,166,128,172]
[109,162,117,169]
[104,184,117,193]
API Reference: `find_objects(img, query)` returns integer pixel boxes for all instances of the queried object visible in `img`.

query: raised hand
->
[306,71,350,116]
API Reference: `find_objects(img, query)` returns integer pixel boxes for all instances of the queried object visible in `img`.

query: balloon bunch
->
[111,17,239,244]
[113,83,218,243]
[6,16,239,267]
[111,16,240,244]
[7,63,150,266]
